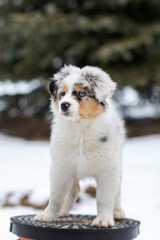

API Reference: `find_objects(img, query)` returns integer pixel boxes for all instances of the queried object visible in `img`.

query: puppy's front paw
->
[34,212,58,222]
[59,211,69,217]
[92,216,114,228]
[114,207,125,220]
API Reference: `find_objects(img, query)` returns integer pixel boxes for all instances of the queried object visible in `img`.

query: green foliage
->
[0,0,160,118]
[0,0,160,86]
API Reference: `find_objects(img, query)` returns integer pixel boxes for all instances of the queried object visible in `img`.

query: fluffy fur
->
[34,65,125,227]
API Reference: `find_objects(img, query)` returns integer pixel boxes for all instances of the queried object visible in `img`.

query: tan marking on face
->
[54,98,59,111]
[75,86,84,92]
[79,97,103,119]
[54,84,68,110]
[62,84,68,93]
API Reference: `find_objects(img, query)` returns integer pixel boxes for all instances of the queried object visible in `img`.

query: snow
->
[116,86,160,119]
[1,134,160,239]
[124,101,160,119]
[0,79,42,96]
[118,86,139,106]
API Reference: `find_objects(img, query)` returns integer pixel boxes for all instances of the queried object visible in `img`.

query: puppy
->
[34,65,125,227]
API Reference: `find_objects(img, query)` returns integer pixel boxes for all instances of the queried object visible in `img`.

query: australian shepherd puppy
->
[34,65,125,227]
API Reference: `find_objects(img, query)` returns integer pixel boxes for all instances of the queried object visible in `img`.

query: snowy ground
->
[0,134,160,240]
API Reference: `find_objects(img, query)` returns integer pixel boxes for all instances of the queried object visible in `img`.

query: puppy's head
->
[49,65,116,120]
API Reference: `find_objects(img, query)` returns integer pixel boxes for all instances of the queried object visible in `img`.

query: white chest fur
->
[50,107,124,179]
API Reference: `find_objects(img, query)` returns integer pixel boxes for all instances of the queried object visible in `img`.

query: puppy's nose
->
[61,102,71,111]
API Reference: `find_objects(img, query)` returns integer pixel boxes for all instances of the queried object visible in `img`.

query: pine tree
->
[0,0,160,118]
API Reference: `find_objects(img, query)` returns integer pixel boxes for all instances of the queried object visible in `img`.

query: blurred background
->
[0,0,160,139]
[0,1,160,240]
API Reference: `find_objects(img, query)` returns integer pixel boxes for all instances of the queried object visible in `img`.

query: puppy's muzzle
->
[61,102,71,112]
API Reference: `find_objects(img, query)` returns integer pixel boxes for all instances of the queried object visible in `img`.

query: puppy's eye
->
[78,91,86,97]
[61,91,65,97]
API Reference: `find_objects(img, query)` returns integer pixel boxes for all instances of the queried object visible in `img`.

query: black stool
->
[10,214,140,240]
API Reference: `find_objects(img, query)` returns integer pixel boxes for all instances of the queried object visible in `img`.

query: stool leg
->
[19,237,35,240]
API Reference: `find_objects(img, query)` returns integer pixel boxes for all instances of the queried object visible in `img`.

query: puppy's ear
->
[54,65,80,82]
[81,66,116,101]
[49,65,80,99]
[48,78,58,100]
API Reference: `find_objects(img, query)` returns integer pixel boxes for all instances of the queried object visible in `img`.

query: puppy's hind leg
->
[92,170,119,228]
[114,188,125,220]
[59,179,80,216]
[113,167,125,220]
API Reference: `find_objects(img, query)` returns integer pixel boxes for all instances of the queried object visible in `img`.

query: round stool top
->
[10,214,140,240]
